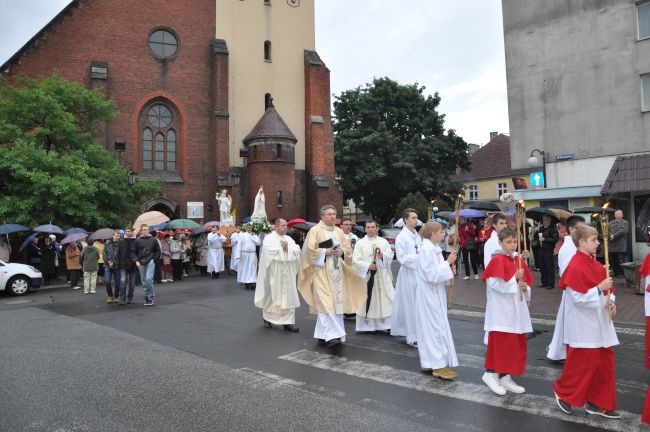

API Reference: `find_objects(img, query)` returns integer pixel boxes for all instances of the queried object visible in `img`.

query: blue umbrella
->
[60,232,88,245]
[149,222,167,230]
[65,227,88,236]
[191,228,211,237]
[0,224,30,235]
[19,232,40,252]
[449,209,485,219]
[242,217,252,223]
[33,224,64,235]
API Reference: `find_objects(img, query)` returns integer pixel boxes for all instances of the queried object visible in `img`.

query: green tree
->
[334,77,470,223]
[0,73,160,228]
[394,192,430,222]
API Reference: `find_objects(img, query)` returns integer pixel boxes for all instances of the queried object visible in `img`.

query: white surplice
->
[207,232,226,273]
[390,227,422,344]
[547,236,577,360]
[254,231,301,325]
[484,255,532,335]
[237,232,261,284]
[230,232,240,272]
[563,285,618,348]
[414,240,457,369]
[353,235,394,331]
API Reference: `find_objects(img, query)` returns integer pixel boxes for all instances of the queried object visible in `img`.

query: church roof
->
[243,106,297,145]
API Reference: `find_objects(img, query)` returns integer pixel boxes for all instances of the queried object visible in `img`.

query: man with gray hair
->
[298,204,366,348]
[608,209,629,277]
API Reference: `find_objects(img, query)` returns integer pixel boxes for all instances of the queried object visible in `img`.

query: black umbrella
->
[573,206,616,214]
[526,207,560,224]
[469,201,501,212]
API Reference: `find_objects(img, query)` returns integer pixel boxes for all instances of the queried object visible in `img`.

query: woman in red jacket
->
[458,216,480,280]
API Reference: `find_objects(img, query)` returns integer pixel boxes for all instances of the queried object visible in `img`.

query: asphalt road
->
[0,274,647,431]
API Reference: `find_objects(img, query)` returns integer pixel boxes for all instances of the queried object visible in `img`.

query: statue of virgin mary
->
[252,185,267,220]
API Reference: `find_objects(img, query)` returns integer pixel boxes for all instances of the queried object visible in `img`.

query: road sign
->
[530,171,545,189]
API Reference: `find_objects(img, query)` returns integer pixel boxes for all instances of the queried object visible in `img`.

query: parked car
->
[380,228,401,253]
[0,260,43,296]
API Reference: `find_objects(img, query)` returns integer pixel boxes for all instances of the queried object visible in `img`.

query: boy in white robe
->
[207,227,227,278]
[390,208,422,347]
[547,215,585,361]
[553,225,619,419]
[237,223,261,290]
[254,218,301,332]
[415,221,459,380]
[353,219,394,332]
[481,228,533,396]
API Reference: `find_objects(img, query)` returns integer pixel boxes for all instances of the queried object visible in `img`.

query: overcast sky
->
[0,0,508,146]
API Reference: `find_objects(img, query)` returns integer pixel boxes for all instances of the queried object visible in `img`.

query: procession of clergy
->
[205,202,650,422]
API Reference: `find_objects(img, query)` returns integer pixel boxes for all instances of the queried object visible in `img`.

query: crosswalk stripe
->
[345,340,645,396]
[280,349,641,431]
[448,309,645,336]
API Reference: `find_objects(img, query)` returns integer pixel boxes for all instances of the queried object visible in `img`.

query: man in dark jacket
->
[135,224,161,306]
[104,230,121,304]
[118,227,138,305]
[536,214,559,289]
[608,209,629,277]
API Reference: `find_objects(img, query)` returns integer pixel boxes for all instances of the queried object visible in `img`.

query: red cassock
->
[553,251,616,411]
[481,253,533,375]
[640,254,650,424]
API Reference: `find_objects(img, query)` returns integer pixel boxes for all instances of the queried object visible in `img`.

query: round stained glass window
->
[147,104,172,128]
[149,29,178,58]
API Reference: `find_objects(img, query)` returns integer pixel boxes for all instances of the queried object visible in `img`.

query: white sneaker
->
[463,276,470,280]
[162,279,168,283]
[482,372,506,396]
[90,290,96,294]
[500,375,525,393]
[474,275,480,280]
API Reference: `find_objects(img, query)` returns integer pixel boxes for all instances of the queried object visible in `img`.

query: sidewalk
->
[449,269,644,325]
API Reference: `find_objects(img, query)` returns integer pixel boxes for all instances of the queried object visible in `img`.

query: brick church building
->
[1,0,342,222]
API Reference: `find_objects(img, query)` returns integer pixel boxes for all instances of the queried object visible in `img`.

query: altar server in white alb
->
[415,221,459,380]
[207,226,227,279]
[254,218,301,332]
[547,215,585,362]
[229,228,241,273]
[481,228,533,396]
[352,219,394,333]
[237,223,261,290]
[390,208,423,347]
[553,224,619,419]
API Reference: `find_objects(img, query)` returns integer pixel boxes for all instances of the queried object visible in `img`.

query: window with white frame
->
[497,182,508,199]
[642,74,650,111]
[639,2,650,39]
[468,185,478,201]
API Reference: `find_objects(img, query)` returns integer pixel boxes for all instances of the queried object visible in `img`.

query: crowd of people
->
[2,202,649,423]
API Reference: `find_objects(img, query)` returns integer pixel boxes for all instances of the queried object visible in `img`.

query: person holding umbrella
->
[536,214,559,289]
[65,241,82,290]
[458,216,480,280]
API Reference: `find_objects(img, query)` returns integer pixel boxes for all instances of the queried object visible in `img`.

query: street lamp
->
[527,149,547,188]
[231,172,241,186]
[128,170,137,186]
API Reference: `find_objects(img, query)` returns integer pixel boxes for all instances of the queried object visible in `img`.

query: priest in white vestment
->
[207,227,227,278]
[237,223,261,289]
[547,215,585,361]
[254,218,301,332]
[297,204,366,348]
[415,222,459,380]
[352,220,394,332]
[390,208,422,346]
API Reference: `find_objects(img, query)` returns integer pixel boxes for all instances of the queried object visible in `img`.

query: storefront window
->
[634,194,650,242]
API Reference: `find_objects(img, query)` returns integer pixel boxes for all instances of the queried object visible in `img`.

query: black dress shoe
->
[546,285,555,290]
[317,339,326,345]
[211,273,217,279]
[537,284,549,288]
[325,338,341,348]
[215,272,220,279]
[283,324,299,333]
[263,319,272,329]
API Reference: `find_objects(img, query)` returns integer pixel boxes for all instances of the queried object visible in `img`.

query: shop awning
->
[602,153,650,195]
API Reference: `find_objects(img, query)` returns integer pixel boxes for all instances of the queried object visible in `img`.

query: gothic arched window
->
[141,102,178,172]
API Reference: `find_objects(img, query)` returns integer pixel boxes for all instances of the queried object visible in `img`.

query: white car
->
[0,260,43,296]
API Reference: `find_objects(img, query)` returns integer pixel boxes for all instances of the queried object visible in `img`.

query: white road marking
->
[345,340,646,396]
[280,349,641,432]
[448,309,645,336]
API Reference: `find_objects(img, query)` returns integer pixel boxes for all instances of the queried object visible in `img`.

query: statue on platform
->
[216,189,233,224]
[252,186,267,220]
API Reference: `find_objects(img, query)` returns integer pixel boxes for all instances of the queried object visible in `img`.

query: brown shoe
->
[106,296,113,304]
[431,368,457,380]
